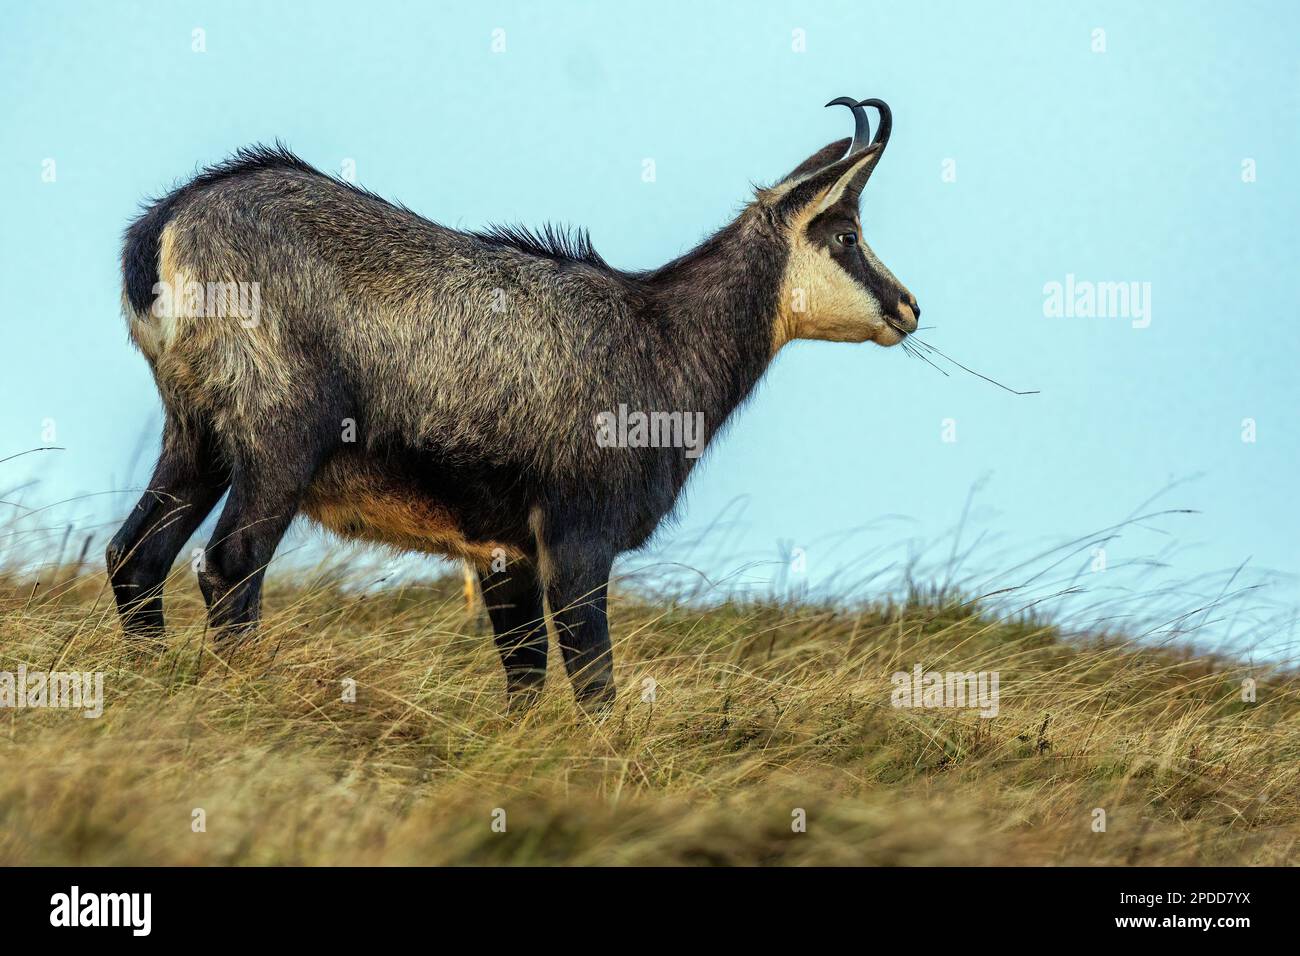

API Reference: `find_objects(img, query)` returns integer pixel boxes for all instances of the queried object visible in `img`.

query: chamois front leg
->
[541,536,616,712]
[478,560,549,709]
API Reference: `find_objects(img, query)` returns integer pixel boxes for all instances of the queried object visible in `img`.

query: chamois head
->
[763,97,919,351]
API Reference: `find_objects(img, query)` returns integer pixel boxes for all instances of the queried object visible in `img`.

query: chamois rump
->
[107,97,920,711]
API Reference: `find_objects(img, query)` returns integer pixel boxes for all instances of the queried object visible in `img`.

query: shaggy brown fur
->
[108,103,919,709]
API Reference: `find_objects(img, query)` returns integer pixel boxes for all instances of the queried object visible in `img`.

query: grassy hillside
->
[0,566,1296,866]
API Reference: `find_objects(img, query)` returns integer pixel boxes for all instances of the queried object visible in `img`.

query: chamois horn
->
[856,98,892,151]
[825,96,872,156]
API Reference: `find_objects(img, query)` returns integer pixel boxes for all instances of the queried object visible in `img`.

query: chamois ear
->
[774,143,883,222]
[778,139,852,184]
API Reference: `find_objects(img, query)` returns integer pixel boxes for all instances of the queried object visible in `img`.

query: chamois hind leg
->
[197,427,332,636]
[539,525,616,712]
[106,419,229,641]
[478,560,549,709]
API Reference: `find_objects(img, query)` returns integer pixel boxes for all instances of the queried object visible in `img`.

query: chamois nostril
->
[896,294,919,333]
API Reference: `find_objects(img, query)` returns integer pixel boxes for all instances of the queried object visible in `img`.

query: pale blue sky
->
[2,2,1296,655]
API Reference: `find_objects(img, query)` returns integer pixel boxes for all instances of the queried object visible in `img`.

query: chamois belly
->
[301,458,522,566]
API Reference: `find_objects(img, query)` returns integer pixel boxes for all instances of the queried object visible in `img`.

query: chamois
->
[107,97,920,711]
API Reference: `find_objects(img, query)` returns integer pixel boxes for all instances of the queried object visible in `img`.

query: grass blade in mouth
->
[903,332,1040,396]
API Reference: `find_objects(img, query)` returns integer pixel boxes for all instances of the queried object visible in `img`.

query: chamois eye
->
[836,232,858,247]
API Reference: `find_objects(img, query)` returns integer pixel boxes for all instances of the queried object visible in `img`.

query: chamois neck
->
[641,213,787,426]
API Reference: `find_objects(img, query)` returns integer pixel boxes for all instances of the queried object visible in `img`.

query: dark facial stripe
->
[805,210,898,311]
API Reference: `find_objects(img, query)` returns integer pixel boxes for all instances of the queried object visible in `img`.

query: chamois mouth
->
[878,318,911,347]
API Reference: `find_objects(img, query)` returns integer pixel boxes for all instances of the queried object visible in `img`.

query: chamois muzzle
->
[897,292,920,333]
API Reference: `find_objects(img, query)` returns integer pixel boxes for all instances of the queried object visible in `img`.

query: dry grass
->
[0,563,1297,866]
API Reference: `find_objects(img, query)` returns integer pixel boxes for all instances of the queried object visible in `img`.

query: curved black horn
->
[825,96,872,155]
[856,98,892,150]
